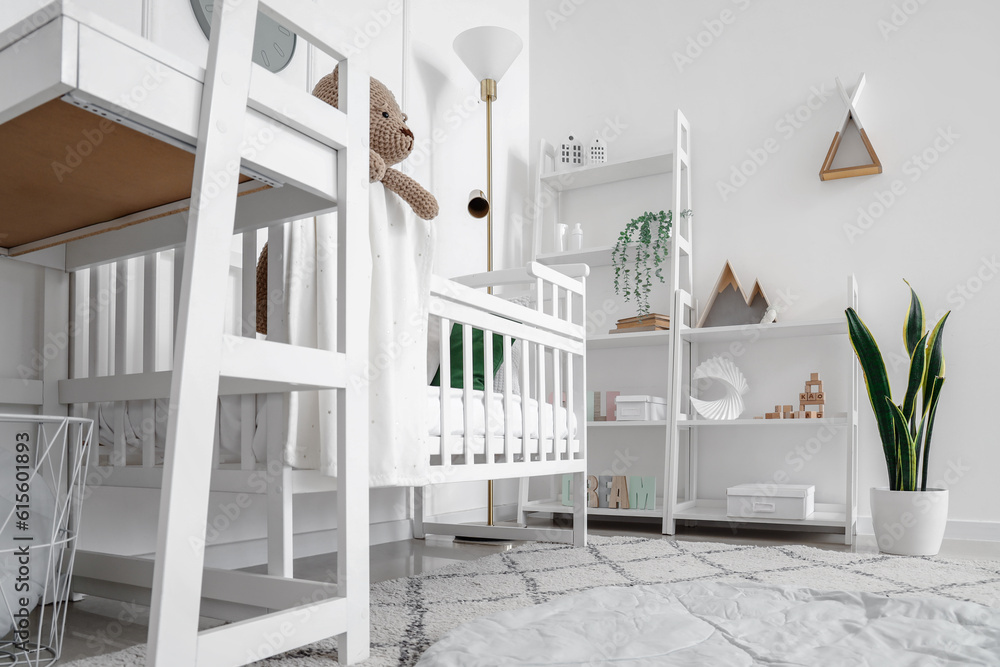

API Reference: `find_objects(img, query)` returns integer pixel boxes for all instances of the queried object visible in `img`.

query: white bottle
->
[556,223,569,251]
[568,223,583,250]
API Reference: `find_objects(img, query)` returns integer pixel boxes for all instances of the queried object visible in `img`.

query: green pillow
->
[431,325,505,390]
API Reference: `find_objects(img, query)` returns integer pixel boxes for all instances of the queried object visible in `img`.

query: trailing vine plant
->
[612,209,692,320]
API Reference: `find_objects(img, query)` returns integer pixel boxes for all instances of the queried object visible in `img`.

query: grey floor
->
[59,520,1000,663]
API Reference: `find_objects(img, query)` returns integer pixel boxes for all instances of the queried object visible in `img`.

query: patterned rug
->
[63,536,1000,666]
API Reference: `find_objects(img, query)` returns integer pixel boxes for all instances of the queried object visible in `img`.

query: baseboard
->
[857,517,1000,542]
[424,502,518,527]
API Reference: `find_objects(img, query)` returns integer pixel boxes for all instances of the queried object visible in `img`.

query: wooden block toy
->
[806,392,817,401]
[810,373,819,381]
[765,412,781,419]
[608,476,630,509]
[816,411,824,418]
[794,411,807,419]
[587,475,600,508]
[816,392,825,402]
[783,405,793,412]
[799,392,808,402]
[754,416,763,419]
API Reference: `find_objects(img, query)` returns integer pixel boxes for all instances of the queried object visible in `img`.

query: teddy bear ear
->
[311,64,339,109]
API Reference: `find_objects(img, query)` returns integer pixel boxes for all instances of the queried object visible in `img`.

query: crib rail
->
[427,263,588,484]
[59,226,306,486]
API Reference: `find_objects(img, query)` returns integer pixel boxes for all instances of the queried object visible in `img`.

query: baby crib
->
[416,264,589,546]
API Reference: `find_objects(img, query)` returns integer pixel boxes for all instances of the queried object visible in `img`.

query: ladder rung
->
[677,236,691,256]
[196,597,348,667]
[220,336,347,392]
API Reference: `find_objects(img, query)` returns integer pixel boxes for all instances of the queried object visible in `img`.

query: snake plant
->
[845,282,949,492]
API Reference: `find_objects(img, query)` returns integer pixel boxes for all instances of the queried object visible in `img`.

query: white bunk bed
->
[1,1,371,664]
[1,1,589,664]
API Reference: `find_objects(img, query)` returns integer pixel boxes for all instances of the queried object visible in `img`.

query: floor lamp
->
[454,26,523,530]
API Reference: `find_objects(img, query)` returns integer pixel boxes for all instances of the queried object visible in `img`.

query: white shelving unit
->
[663,277,860,545]
[520,111,692,526]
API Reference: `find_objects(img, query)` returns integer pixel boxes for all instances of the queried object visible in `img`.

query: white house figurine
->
[588,135,607,164]
[560,134,584,169]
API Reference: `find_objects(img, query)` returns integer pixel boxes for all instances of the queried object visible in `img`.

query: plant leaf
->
[923,311,949,413]
[887,399,917,491]
[902,332,928,422]
[846,308,898,488]
[903,280,925,356]
[920,376,945,491]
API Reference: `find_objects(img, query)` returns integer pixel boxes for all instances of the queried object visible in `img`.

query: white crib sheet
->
[426,387,579,446]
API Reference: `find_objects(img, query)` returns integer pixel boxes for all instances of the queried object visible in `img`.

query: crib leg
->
[572,471,587,547]
[516,477,530,526]
[412,487,426,539]
[266,393,293,577]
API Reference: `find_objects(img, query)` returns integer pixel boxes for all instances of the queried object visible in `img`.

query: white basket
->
[614,395,667,421]
[0,415,93,666]
[727,483,815,520]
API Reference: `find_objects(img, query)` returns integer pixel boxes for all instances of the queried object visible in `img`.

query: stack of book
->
[610,313,670,334]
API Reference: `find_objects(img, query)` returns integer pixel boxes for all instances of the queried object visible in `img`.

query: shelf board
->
[588,420,668,428]
[678,318,846,343]
[522,498,662,518]
[536,237,689,269]
[540,153,673,192]
[678,416,848,427]
[588,329,671,349]
[674,500,848,528]
[536,245,615,268]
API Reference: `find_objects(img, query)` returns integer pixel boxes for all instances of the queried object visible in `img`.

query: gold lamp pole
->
[483,77,497,526]
[454,26,523,530]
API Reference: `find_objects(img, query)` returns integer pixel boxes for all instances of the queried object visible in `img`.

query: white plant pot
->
[870,487,949,556]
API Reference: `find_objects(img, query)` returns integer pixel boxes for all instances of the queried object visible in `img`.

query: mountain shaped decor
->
[697,261,775,328]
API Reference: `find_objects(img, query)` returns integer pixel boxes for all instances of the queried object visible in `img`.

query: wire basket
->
[0,415,92,666]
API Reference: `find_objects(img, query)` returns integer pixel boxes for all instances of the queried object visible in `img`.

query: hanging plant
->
[612,209,692,320]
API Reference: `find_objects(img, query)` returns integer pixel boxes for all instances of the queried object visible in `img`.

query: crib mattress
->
[96,388,582,467]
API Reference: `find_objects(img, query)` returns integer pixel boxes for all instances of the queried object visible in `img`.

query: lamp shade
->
[453,26,523,83]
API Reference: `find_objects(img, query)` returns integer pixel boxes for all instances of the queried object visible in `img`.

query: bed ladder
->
[145,1,369,665]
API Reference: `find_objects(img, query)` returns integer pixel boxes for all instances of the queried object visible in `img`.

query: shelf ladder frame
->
[662,110,694,534]
[145,1,370,665]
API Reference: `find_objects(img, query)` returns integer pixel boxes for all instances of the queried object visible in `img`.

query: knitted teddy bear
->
[313,66,439,220]
[256,67,438,334]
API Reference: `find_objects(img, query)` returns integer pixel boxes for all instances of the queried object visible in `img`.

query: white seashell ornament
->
[689,356,749,420]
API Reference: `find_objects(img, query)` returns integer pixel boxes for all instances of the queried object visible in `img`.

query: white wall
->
[530,0,1000,530]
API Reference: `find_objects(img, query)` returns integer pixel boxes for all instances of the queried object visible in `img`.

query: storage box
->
[726,483,815,520]
[615,395,667,421]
